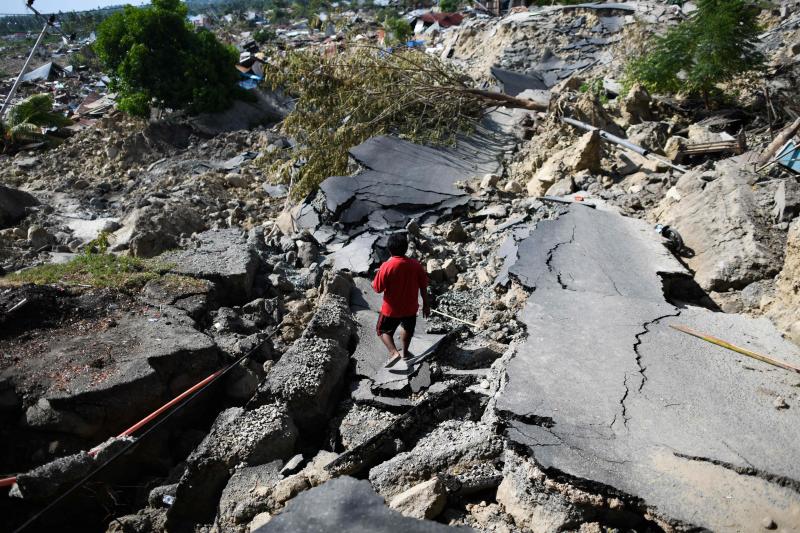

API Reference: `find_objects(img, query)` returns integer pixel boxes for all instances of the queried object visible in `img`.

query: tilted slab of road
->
[499,204,800,531]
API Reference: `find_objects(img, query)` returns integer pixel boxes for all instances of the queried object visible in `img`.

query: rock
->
[273,473,310,505]
[254,295,355,432]
[216,462,283,532]
[654,158,782,291]
[13,451,94,500]
[276,454,303,477]
[388,477,447,520]
[321,270,354,299]
[335,402,399,450]
[406,219,421,236]
[167,404,298,527]
[496,450,595,532]
[112,204,206,258]
[226,173,248,188]
[250,476,468,532]
[445,221,470,243]
[527,131,601,197]
[248,512,272,531]
[620,83,653,125]
[625,121,670,153]
[369,420,503,498]
[480,173,500,189]
[773,396,789,409]
[160,228,261,305]
[762,516,777,529]
[0,184,39,229]
[27,225,50,249]
[772,178,800,223]
[664,136,688,162]
[427,259,445,283]
[442,258,458,282]
[766,219,800,346]
[504,180,523,194]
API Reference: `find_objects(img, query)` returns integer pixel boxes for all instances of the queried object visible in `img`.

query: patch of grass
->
[0,253,175,291]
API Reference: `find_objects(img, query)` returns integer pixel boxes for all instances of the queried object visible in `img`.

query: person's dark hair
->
[387,233,408,256]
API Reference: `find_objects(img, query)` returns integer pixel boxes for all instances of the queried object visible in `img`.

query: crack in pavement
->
[672,451,800,494]
[546,224,576,290]
[632,309,682,393]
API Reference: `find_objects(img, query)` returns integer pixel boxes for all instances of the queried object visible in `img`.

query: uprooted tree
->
[94,0,241,118]
[1,93,71,151]
[262,44,545,198]
[625,0,764,106]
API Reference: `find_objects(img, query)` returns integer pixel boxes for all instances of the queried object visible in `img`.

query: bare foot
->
[385,351,403,368]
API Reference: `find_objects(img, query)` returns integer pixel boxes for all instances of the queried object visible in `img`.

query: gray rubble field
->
[500,204,800,531]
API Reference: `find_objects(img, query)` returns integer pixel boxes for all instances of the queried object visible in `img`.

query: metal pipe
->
[560,116,688,174]
[0,21,50,120]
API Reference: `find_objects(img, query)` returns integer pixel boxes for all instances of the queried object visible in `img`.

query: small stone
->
[388,476,447,520]
[480,380,490,389]
[761,516,777,529]
[773,396,789,410]
[504,181,523,194]
[406,219,421,236]
[442,258,458,281]
[27,225,50,249]
[248,512,272,531]
[445,221,469,243]
[480,173,500,189]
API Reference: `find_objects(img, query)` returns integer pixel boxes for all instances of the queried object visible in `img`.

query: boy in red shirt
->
[372,233,430,367]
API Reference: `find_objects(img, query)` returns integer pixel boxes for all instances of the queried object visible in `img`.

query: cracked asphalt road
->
[499,204,800,531]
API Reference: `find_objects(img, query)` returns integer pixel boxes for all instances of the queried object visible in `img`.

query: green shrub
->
[625,0,764,105]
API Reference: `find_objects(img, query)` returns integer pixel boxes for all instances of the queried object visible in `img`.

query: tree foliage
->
[261,45,489,199]
[384,16,412,43]
[94,0,240,118]
[439,0,459,13]
[2,93,71,148]
[625,0,764,104]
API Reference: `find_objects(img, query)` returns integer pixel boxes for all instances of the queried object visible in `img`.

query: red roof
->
[419,12,464,28]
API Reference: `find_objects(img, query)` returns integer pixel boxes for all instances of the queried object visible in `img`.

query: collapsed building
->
[1,1,800,532]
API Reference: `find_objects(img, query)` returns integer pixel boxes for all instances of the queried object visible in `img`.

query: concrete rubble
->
[3,1,800,532]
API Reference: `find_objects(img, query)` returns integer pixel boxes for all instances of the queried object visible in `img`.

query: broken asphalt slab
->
[499,204,800,531]
[304,109,522,233]
[159,228,261,304]
[253,476,474,532]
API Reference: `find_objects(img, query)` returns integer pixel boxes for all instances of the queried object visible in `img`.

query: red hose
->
[2,366,227,488]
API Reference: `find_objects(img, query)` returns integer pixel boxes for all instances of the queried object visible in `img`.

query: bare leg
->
[380,333,401,361]
[400,327,414,359]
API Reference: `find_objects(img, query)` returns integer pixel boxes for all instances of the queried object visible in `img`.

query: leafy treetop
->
[94,0,241,117]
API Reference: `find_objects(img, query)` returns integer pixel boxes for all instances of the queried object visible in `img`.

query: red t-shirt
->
[372,255,428,317]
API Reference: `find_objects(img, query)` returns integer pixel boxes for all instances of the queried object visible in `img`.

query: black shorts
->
[376,314,416,337]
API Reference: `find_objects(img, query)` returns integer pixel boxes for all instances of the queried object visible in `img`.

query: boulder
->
[368,420,503,498]
[112,204,206,258]
[445,220,470,243]
[388,477,447,519]
[654,158,782,291]
[167,404,297,526]
[216,461,283,533]
[0,184,38,229]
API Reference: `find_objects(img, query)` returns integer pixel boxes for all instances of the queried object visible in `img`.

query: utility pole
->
[0,20,49,119]
[0,0,69,120]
